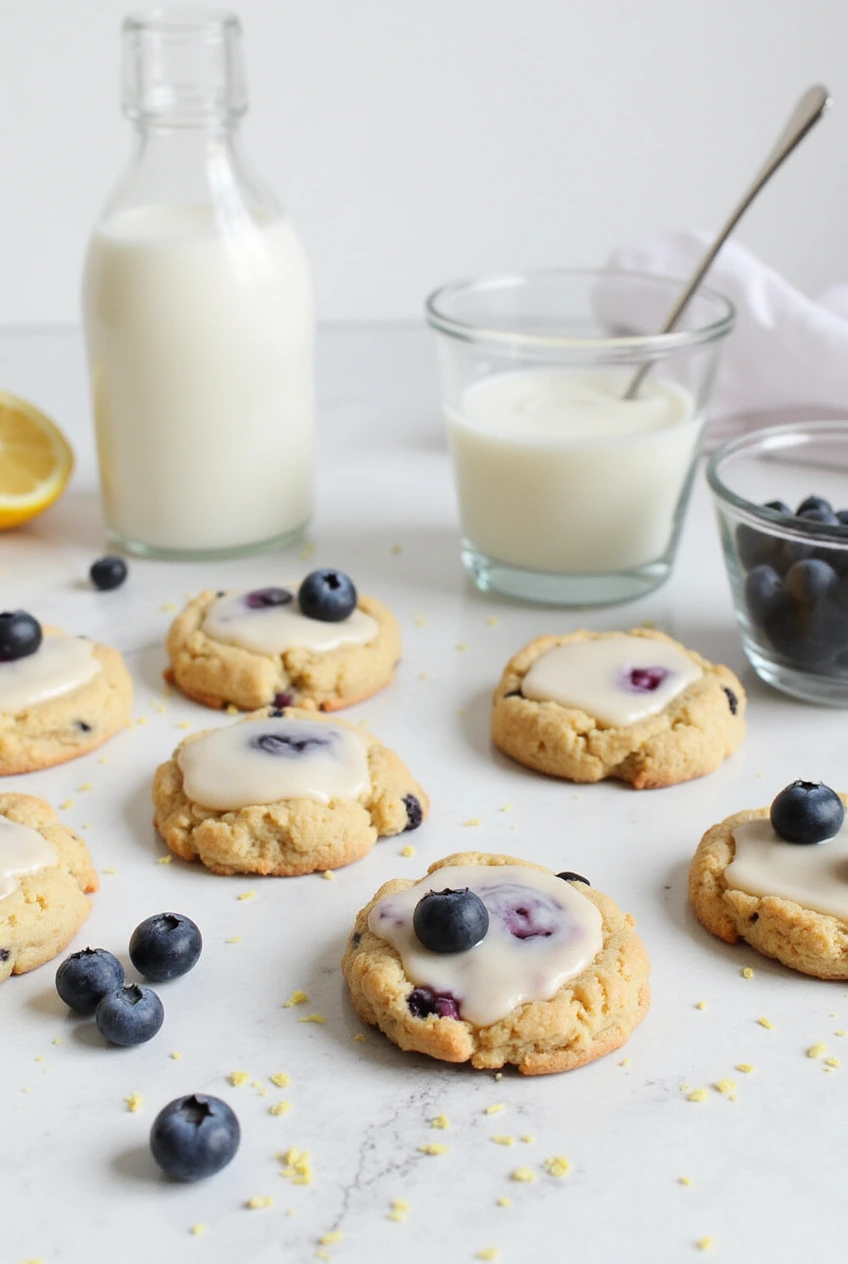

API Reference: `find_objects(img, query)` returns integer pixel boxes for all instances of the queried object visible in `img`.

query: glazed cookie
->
[491,628,745,789]
[689,780,848,979]
[0,612,133,775]
[342,852,650,1075]
[152,705,428,876]
[0,792,99,982]
[165,569,401,712]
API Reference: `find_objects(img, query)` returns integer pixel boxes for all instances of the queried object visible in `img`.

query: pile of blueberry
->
[735,495,848,671]
[55,912,201,1046]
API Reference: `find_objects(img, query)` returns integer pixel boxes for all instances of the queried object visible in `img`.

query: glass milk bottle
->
[83,9,314,558]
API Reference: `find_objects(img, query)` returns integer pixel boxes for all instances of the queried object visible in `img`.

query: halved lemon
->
[0,391,74,530]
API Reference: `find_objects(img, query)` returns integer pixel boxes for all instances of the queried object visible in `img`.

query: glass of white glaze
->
[82,9,314,559]
[426,269,734,605]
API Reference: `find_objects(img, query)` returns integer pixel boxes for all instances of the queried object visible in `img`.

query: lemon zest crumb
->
[497,1196,512,1207]
[835,1030,846,1037]
[696,1000,707,1010]
[463,818,481,826]
[319,1232,343,1245]
[322,870,335,881]
[400,844,416,857]
[736,1063,755,1074]
[475,1250,500,1262]
[619,1058,631,1067]
[418,1144,449,1156]
[456,642,468,651]
[431,1113,450,1129]
[279,1146,313,1184]
[757,1016,773,1029]
[225,704,239,715]
[491,1135,514,1146]
[175,721,192,730]
[297,1012,326,1025]
[696,1238,715,1252]
[510,1166,536,1182]
[485,615,499,626]
[245,1196,273,1210]
[544,1155,570,1177]
[498,804,511,812]
[270,1072,291,1087]
[77,782,93,792]
[807,1042,827,1059]
[156,855,173,865]
[160,603,177,612]
[225,936,241,944]
[189,1223,206,1236]
[124,1092,144,1113]
[59,799,74,810]
[354,1033,367,1043]
[485,1103,506,1114]
[687,1088,708,1103]
[52,1037,62,1046]
[236,890,255,901]
[679,1176,692,1186]
[742,966,754,979]
[520,1134,534,1143]
[229,1071,250,1087]
[284,990,309,1007]
[825,1057,841,1068]
[170,1051,182,1061]
[714,1078,736,1095]
[270,1101,291,1116]
[102,867,117,875]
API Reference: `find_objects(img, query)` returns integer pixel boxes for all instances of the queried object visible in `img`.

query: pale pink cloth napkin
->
[606,230,848,446]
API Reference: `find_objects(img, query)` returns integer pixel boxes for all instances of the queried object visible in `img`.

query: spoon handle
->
[624,84,831,400]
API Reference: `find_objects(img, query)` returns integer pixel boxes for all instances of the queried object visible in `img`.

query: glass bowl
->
[707,420,848,705]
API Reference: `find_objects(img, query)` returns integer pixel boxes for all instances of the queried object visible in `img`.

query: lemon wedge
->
[0,391,73,530]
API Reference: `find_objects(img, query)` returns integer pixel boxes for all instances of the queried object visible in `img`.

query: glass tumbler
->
[426,269,734,605]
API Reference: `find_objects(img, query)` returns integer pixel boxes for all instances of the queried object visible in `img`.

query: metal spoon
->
[624,83,832,400]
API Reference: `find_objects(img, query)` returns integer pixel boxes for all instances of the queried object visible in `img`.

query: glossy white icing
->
[368,863,604,1027]
[0,814,57,900]
[0,635,102,716]
[202,588,379,655]
[726,817,848,923]
[520,634,701,726]
[177,715,371,812]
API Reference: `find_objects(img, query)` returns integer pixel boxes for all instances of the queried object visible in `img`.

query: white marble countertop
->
[2,325,847,1264]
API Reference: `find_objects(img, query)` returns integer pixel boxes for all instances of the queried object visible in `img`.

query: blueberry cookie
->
[0,612,133,775]
[165,570,401,712]
[0,792,99,982]
[152,706,428,877]
[492,628,745,789]
[689,780,848,979]
[342,852,650,1075]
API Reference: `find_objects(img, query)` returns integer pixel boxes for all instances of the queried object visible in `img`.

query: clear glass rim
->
[707,418,848,541]
[425,266,735,353]
[123,7,240,36]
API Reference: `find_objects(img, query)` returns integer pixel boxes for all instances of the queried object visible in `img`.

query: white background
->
[0,0,846,325]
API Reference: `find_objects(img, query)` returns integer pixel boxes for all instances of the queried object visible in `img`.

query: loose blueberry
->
[796,495,833,517]
[622,666,668,692]
[298,570,357,623]
[722,686,738,716]
[407,987,460,1019]
[413,888,489,954]
[89,556,128,591]
[557,871,590,885]
[764,499,793,516]
[55,947,125,1014]
[403,794,423,831]
[150,1094,240,1182]
[743,565,783,625]
[244,587,292,610]
[95,984,164,1046]
[770,780,845,845]
[129,913,202,983]
[0,610,42,661]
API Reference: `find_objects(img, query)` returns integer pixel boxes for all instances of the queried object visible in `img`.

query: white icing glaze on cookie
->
[0,814,57,900]
[520,635,702,726]
[202,588,379,655]
[727,818,848,923]
[0,635,103,716]
[368,864,603,1027]
[177,716,371,812]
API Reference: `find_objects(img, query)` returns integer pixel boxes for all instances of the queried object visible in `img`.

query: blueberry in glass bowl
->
[707,420,848,706]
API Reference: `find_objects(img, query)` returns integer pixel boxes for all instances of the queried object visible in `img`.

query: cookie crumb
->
[807,1043,827,1059]
[400,844,416,858]
[156,855,173,865]
[418,1143,449,1156]
[170,1051,182,1060]
[124,1092,144,1113]
[510,1166,536,1182]
[284,990,309,1007]
[485,1103,505,1115]
[736,1064,754,1074]
[318,1232,343,1245]
[696,1238,714,1252]
[297,1012,326,1025]
[270,1101,291,1116]
[695,1001,706,1011]
[497,1196,512,1207]
[741,967,754,979]
[494,1072,504,1082]
[463,818,481,827]
[714,1078,736,1096]
[679,1176,693,1187]
[225,704,239,716]
[543,1155,570,1177]
[279,1146,313,1184]
[236,890,255,901]
[825,1057,841,1068]
[686,1088,708,1103]
[229,1071,250,1087]
[245,1196,273,1210]
[491,1135,514,1146]
[270,1072,291,1088]
[322,870,335,881]
[757,1016,773,1029]
[431,1113,450,1129]
[189,1223,206,1236]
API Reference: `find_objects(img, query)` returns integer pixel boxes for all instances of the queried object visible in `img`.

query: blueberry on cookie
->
[152,706,428,877]
[0,615,133,774]
[342,851,650,1074]
[689,780,848,978]
[491,628,745,789]
[165,573,401,712]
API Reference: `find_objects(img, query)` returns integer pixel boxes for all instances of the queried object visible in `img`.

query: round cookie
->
[689,796,848,979]
[342,852,650,1075]
[492,628,745,789]
[0,792,99,982]
[0,627,133,775]
[152,706,429,877]
[165,584,401,712]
